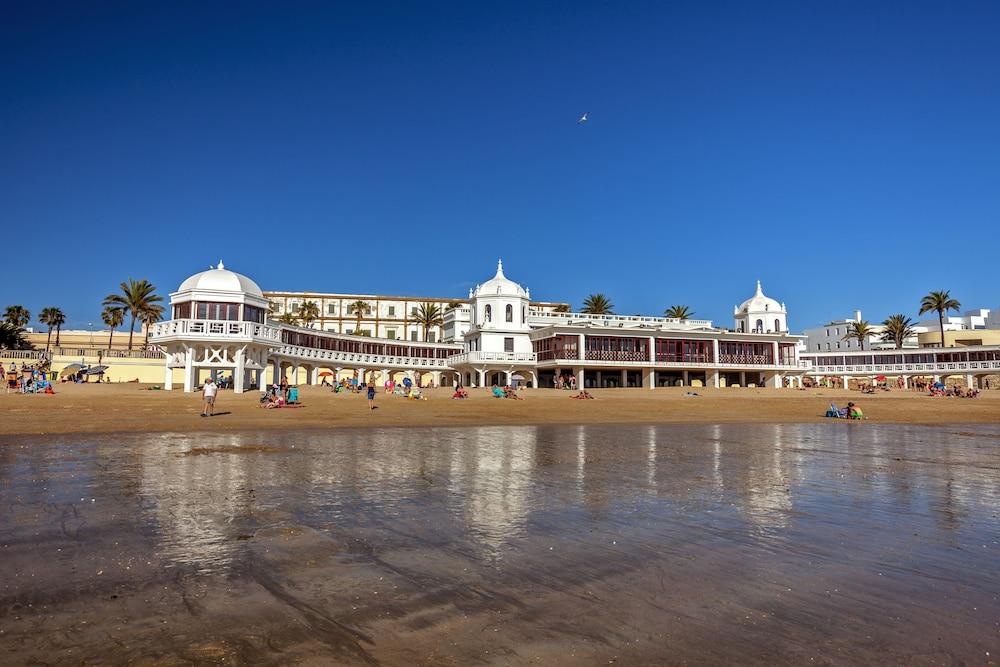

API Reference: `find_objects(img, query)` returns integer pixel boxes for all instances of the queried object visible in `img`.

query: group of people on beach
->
[554,374,578,390]
[6,362,55,395]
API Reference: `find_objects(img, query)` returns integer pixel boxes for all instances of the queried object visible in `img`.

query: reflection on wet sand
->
[1,423,999,665]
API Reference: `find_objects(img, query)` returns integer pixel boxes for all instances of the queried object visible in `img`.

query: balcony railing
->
[276,343,449,368]
[806,359,1000,375]
[585,350,649,362]
[528,310,715,330]
[448,351,537,365]
[151,319,282,342]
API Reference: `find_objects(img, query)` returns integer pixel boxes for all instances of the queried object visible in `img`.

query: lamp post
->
[88,323,94,349]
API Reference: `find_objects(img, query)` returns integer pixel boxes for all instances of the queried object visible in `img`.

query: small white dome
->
[177,261,264,298]
[737,280,784,314]
[472,260,528,298]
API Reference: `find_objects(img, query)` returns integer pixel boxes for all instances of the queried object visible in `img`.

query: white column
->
[309,367,319,385]
[577,334,586,363]
[682,370,689,387]
[841,375,850,390]
[476,368,485,387]
[234,347,246,394]
[431,370,441,387]
[163,357,173,391]
[771,341,780,366]
[965,374,974,389]
[706,369,720,389]
[183,346,194,392]
[902,375,909,389]
[739,371,746,387]
[711,339,720,364]
[770,372,782,388]
[574,366,585,389]
[505,370,512,386]
[291,364,300,385]
[643,368,654,389]
[621,368,628,388]
[648,336,656,364]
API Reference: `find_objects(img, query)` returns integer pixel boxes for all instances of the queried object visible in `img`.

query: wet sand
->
[1,423,998,665]
[2,383,999,436]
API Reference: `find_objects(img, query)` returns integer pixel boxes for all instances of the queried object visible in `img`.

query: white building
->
[801,310,925,353]
[151,260,810,392]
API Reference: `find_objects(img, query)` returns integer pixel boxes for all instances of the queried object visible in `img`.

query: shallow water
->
[1,423,998,665]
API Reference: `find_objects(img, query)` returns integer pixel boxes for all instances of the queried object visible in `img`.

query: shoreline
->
[3,383,999,437]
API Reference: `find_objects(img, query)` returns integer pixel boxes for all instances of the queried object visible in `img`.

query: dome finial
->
[217,260,225,270]
[496,258,505,278]
[755,279,762,295]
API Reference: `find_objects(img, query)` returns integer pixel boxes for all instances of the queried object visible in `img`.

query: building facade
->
[151,260,810,393]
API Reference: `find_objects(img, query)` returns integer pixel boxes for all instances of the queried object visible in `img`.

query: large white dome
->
[736,280,784,314]
[472,260,528,298]
[177,261,264,298]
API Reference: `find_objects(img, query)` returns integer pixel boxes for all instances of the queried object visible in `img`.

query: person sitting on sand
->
[847,402,864,420]
[491,385,504,398]
[452,387,468,399]
[571,390,594,399]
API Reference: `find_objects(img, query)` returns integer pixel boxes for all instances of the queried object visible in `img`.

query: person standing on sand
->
[201,378,218,417]
[367,381,376,410]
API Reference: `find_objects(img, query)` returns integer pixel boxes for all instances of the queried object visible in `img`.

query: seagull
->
[577,112,588,124]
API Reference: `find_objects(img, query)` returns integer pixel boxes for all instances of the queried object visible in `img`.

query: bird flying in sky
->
[577,112,588,124]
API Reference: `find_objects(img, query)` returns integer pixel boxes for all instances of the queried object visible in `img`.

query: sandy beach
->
[1,383,998,436]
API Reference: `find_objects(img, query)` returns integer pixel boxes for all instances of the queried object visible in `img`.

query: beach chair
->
[288,387,299,403]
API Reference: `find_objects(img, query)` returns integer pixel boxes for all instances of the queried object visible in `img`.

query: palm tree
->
[553,304,571,313]
[101,306,125,350]
[4,305,30,327]
[103,279,163,350]
[842,320,875,351]
[277,313,299,325]
[919,290,961,348]
[140,303,165,348]
[880,314,916,349]
[39,307,59,352]
[299,300,320,328]
[446,301,463,311]
[0,322,28,350]
[414,302,444,341]
[347,299,369,335]
[581,294,614,314]
[664,305,694,320]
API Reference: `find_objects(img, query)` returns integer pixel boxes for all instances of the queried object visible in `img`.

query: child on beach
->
[367,381,376,410]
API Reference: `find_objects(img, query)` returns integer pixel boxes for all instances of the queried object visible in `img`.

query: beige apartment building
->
[264,291,568,342]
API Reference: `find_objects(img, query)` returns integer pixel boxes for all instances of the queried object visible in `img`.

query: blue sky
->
[3,1,999,332]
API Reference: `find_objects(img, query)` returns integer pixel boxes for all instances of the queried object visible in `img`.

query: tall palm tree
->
[581,294,614,314]
[880,314,916,349]
[347,299,369,335]
[842,320,875,351]
[299,300,320,328]
[664,305,694,320]
[414,302,444,341]
[140,303,165,348]
[101,306,125,350]
[103,279,163,350]
[0,322,28,350]
[39,307,58,352]
[919,290,961,348]
[4,305,30,327]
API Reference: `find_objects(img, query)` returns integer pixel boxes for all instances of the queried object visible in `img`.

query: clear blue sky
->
[3,1,999,332]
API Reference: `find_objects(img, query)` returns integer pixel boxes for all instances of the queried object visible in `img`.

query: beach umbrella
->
[318,371,334,377]
[84,365,109,375]
[60,363,85,377]
[875,375,886,381]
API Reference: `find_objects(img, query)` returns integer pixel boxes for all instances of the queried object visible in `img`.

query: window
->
[836,342,841,349]
[485,305,492,322]
[327,303,336,315]
[291,303,300,314]
[410,306,418,316]
[270,301,281,314]
[387,329,396,340]
[522,306,526,322]
[774,319,780,332]
[755,319,763,332]
[196,302,239,320]
[504,337,514,352]
[410,330,418,341]
[244,305,265,323]
[387,306,395,316]
[505,304,513,322]
[825,343,830,350]
[427,332,436,343]
[173,302,191,319]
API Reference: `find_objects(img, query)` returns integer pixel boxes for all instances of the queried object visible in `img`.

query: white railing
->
[805,360,1000,376]
[532,355,808,370]
[0,350,46,360]
[151,319,282,342]
[276,344,449,369]
[527,310,715,330]
[448,351,538,365]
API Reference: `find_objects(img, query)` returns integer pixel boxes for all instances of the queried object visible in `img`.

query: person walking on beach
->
[201,377,218,417]
[366,381,377,410]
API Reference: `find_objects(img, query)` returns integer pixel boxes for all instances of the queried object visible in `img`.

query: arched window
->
[485,305,492,322]
[505,304,513,322]
[755,319,763,333]
[774,318,781,332]
[522,306,526,322]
